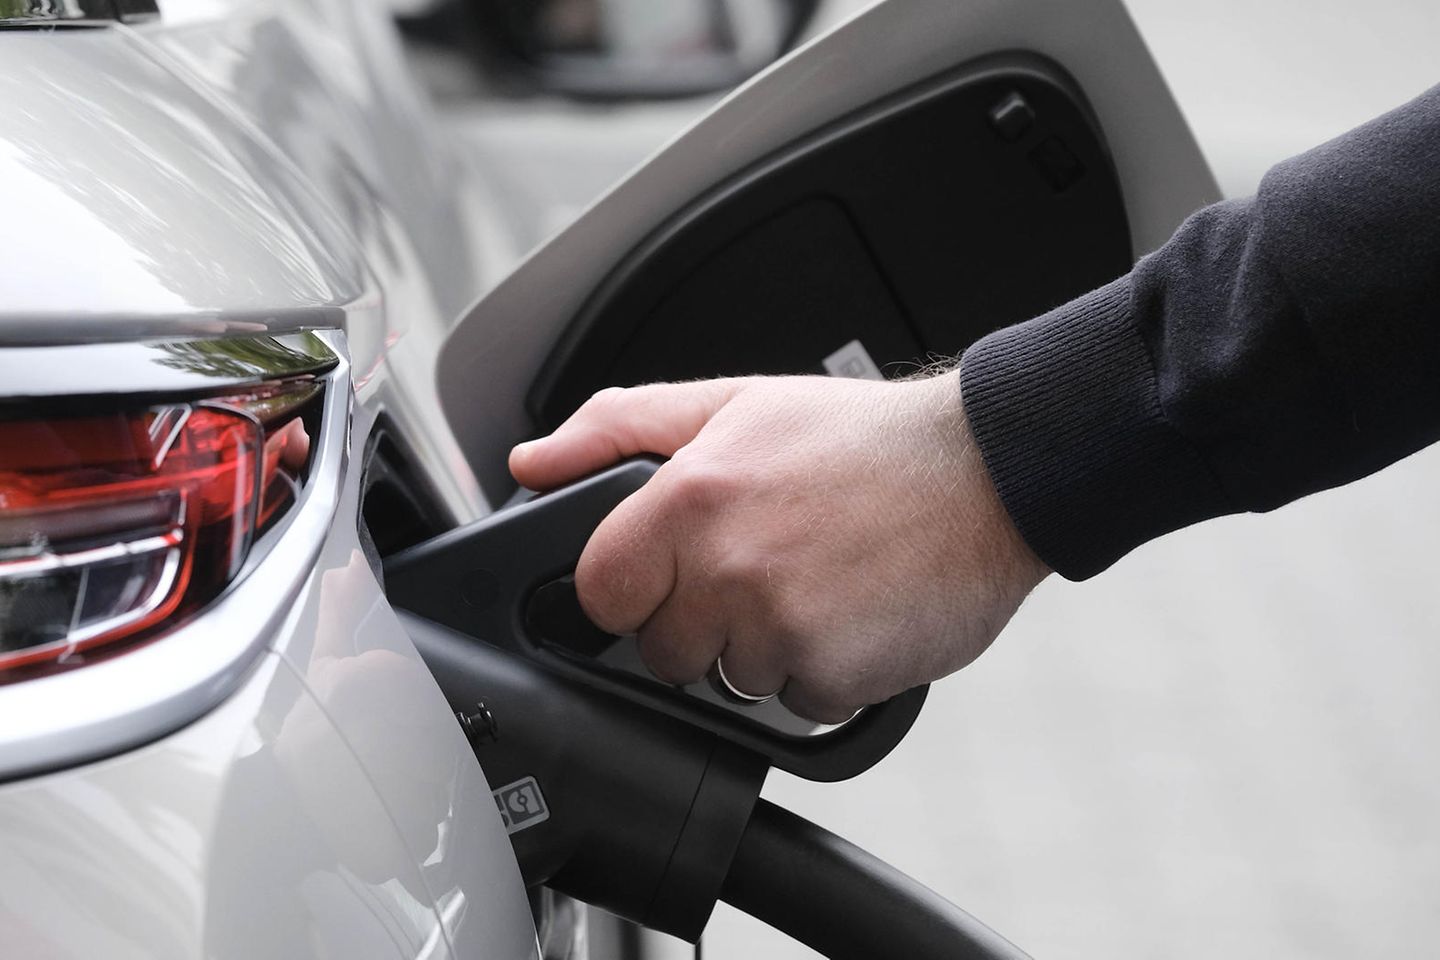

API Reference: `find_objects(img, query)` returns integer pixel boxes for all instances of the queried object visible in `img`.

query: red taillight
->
[0,380,322,680]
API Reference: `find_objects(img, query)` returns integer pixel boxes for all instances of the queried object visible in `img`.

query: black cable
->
[720,800,1032,960]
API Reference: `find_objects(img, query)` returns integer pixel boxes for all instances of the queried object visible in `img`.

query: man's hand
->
[509,372,1048,722]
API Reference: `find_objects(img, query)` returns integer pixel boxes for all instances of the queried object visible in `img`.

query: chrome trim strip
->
[0,332,338,406]
[0,527,179,578]
[0,332,350,781]
[0,541,183,667]
[65,542,182,646]
[0,0,158,25]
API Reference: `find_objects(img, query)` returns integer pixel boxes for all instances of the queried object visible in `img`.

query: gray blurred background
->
[711,2,1440,957]
[420,0,1440,955]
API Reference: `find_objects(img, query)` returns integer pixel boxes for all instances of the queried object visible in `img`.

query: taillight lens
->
[0,380,322,680]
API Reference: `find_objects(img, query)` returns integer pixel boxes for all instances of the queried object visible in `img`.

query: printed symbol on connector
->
[494,776,551,835]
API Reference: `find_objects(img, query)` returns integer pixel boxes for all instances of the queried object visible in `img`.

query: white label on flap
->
[822,339,884,381]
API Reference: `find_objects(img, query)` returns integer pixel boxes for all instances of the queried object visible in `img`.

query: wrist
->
[923,370,1051,595]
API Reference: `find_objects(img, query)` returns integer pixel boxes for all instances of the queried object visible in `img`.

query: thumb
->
[510,379,742,490]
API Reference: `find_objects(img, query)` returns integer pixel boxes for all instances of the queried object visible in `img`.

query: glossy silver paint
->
[0,31,363,343]
[0,649,498,959]
[437,0,1223,494]
[0,6,539,958]
[268,392,540,960]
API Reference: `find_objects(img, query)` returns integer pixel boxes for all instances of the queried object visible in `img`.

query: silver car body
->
[0,0,1217,956]
[0,6,533,958]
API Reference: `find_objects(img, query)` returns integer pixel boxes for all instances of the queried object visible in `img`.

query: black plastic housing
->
[401,613,765,941]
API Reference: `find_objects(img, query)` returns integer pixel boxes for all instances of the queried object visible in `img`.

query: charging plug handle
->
[384,457,927,783]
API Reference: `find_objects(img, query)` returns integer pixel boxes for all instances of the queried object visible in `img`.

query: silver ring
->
[710,657,779,705]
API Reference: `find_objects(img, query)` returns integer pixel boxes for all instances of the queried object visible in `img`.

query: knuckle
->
[579,385,628,417]
[711,542,768,593]
[659,458,739,516]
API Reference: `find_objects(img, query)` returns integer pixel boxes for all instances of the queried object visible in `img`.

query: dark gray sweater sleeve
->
[959,84,1440,580]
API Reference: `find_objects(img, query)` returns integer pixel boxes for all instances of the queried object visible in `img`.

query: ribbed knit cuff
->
[959,277,1234,580]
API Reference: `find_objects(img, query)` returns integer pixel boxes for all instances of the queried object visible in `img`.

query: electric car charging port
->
[387,459,1031,958]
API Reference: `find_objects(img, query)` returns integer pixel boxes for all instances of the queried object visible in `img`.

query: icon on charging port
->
[494,777,551,835]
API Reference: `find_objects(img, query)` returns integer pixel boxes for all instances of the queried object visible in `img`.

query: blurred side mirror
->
[478,0,820,100]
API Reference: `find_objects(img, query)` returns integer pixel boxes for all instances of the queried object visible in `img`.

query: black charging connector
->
[387,459,1030,957]
[383,457,927,783]
[402,613,765,941]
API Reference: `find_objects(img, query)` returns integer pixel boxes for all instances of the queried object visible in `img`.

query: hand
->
[509,372,1049,722]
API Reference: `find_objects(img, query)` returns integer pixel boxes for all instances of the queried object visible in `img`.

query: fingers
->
[577,461,746,688]
[510,380,741,491]
[713,631,787,700]
[581,482,856,720]
[573,482,677,636]
[779,683,861,726]
[635,591,727,686]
